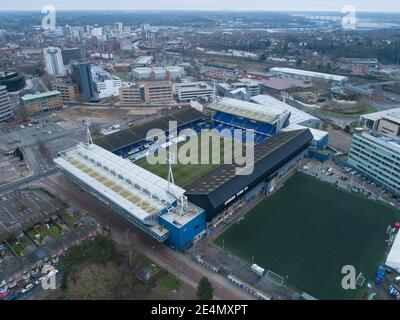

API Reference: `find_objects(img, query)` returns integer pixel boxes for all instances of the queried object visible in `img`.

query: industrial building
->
[0,85,13,122]
[348,130,400,196]
[251,94,321,128]
[54,142,206,249]
[132,66,184,81]
[43,47,66,77]
[173,81,214,102]
[133,56,154,67]
[21,91,63,116]
[269,67,348,85]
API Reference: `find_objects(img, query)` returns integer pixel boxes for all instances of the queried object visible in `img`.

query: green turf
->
[136,132,243,187]
[215,173,399,300]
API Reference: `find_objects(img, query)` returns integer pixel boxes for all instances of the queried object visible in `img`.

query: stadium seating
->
[212,111,277,144]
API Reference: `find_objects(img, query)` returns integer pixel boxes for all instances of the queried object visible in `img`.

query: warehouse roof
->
[270,67,348,82]
[94,108,206,152]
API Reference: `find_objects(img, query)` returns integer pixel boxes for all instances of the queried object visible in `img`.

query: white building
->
[174,81,213,102]
[43,47,66,77]
[91,66,122,99]
[0,85,13,122]
[251,94,321,128]
[133,56,154,67]
[132,66,184,81]
[270,67,348,84]
[359,108,400,137]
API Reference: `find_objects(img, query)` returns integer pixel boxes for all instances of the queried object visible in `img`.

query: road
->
[42,173,252,300]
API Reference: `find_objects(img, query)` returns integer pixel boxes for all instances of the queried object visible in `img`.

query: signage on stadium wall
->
[224,186,249,206]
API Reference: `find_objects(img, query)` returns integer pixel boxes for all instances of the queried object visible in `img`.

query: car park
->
[21,283,34,294]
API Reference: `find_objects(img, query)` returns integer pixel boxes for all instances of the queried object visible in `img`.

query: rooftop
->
[251,94,319,125]
[54,143,186,227]
[208,97,289,125]
[21,90,60,102]
[270,67,348,82]
[361,108,400,125]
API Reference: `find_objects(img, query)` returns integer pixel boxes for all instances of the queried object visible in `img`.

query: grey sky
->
[1,0,399,12]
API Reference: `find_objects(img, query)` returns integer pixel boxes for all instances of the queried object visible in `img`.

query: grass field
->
[215,173,399,300]
[136,132,243,187]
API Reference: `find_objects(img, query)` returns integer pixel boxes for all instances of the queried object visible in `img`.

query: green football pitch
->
[136,132,244,187]
[215,173,399,300]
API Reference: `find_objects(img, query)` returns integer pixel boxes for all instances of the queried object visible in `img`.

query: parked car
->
[21,283,34,294]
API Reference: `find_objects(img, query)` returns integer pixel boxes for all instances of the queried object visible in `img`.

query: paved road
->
[0,168,57,195]
[43,173,252,300]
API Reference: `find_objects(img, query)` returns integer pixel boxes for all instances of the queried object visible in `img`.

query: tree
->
[311,78,329,102]
[66,262,133,300]
[196,277,214,300]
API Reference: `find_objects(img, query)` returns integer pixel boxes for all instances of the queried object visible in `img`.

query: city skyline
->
[1,0,400,12]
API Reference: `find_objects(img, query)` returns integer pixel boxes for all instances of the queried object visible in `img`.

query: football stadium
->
[55,97,321,249]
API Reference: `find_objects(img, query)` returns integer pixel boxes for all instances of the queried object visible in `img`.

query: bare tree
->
[66,263,133,300]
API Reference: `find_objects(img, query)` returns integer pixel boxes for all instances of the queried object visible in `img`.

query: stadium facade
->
[185,129,313,220]
[54,143,206,249]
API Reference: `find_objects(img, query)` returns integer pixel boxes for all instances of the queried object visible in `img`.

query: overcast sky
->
[1,0,399,12]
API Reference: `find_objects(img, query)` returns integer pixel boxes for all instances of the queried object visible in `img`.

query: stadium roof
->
[94,108,206,153]
[251,94,320,126]
[54,143,185,228]
[185,129,313,219]
[270,67,348,82]
[208,97,289,125]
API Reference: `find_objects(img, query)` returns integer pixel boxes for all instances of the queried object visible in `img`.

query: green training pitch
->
[136,132,243,187]
[215,173,399,300]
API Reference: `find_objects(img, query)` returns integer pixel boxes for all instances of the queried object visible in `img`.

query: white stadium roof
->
[251,94,320,126]
[54,143,186,226]
[270,67,348,82]
[386,231,400,271]
[208,97,289,125]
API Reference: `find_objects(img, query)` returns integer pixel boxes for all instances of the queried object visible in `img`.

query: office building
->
[21,91,63,116]
[348,130,400,195]
[173,81,213,102]
[132,66,184,81]
[0,85,13,122]
[119,84,143,105]
[53,81,79,102]
[144,81,174,104]
[359,109,400,137]
[43,47,66,77]
[91,66,122,99]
